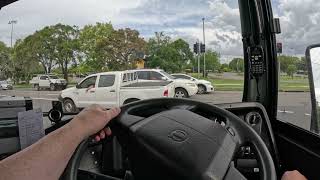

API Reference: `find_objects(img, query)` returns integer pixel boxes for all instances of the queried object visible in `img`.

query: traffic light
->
[276,42,282,54]
[201,43,205,53]
[193,43,199,54]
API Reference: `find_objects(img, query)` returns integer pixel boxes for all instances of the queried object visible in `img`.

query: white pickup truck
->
[59,71,175,113]
[30,75,67,91]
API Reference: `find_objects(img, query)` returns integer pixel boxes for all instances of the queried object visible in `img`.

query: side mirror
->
[76,84,80,89]
[306,44,320,133]
[191,78,196,81]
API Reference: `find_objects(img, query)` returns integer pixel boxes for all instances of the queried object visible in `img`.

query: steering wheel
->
[64,98,276,180]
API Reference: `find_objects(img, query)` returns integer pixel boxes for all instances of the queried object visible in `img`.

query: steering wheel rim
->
[64,98,276,180]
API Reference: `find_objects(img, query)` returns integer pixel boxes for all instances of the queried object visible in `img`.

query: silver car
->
[0,81,13,90]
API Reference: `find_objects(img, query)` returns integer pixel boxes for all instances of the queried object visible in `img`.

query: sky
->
[1,0,320,63]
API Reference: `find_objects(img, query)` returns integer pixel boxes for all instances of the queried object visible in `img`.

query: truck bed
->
[122,81,172,88]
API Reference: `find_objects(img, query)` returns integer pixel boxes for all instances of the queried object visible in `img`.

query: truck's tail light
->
[163,89,169,97]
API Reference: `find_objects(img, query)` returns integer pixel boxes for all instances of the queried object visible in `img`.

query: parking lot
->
[0,89,311,131]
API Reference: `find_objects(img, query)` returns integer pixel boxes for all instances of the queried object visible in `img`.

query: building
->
[135,59,145,69]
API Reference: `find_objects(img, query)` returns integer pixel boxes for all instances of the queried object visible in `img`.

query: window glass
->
[137,71,149,80]
[150,72,163,80]
[128,73,132,81]
[49,76,59,79]
[79,76,97,89]
[273,1,312,131]
[160,71,176,80]
[98,75,115,87]
[173,75,190,80]
[133,72,138,80]
[123,74,127,82]
[40,76,48,80]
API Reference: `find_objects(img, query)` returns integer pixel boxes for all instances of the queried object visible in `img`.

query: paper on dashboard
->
[18,108,45,149]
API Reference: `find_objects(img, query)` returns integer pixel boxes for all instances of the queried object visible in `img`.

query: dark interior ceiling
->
[0,0,18,9]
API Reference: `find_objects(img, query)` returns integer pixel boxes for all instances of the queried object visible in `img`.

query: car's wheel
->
[50,84,56,91]
[34,84,40,91]
[63,99,77,113]
[174,88,188,98]
[197,84,206,94]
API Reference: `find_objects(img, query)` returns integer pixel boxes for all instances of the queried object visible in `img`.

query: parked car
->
[30,74,67,91]
[59,71,175,113]
[133,69,198,98]
[0,80,13,90]
[171,74,214,94]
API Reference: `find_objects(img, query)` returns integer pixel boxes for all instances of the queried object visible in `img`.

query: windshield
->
[0,1,317,135]
[0,0,248,126]
[49,76,59,79]
[160,71,176,80]
[2,0,320,179]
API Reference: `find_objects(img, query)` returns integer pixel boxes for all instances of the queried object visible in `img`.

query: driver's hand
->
[70,104,121,141]
[281,170,307,180]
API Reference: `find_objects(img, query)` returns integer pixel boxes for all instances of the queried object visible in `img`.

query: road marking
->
[305,113,311,116]
[278,110,295,114]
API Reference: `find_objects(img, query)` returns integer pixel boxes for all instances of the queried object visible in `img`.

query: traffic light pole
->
[202,18,206,78]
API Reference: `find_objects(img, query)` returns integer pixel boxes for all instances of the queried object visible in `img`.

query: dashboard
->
[216,102,279,177]
[77,102,279,180]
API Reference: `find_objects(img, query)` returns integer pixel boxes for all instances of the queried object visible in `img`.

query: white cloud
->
[1,0,319,59]
[0,0,143,43]
[275,0,320,55]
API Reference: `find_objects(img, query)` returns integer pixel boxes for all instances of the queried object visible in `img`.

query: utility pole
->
[8,20,17,48]
[198,40,200,78]
[202,18,206,77]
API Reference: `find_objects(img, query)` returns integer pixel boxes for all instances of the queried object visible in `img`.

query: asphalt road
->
[0,89,312,131]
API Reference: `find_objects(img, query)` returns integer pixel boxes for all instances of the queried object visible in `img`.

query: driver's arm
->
[0,105,120,180]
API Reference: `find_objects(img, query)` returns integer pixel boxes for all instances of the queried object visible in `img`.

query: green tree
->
[31,27,57,73]
[98,28,147,70]
[278,55,299,73]
[198,50,220,72]
[146,32,171,70]
[297,57,307,72]
[12,39,43,83]
[220,63,231,72]
[0,41,11,79]
[13,24,80,81]
[18,27,58,74]
[229,58,244,72]
[146,33,193,73]
[287,64,297,78]
[49,24,80,81]
[79,22,114,71]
